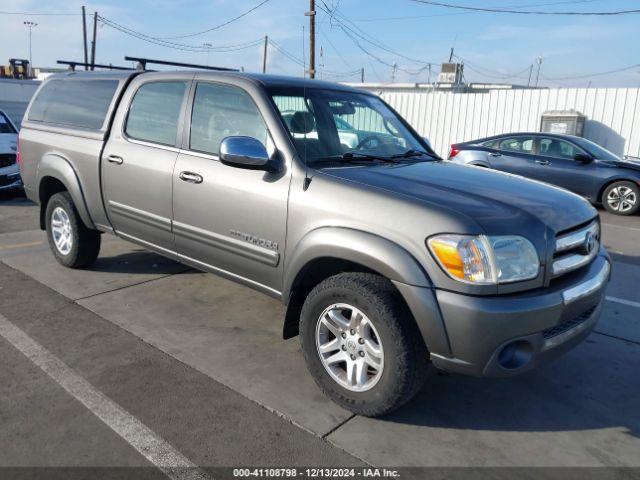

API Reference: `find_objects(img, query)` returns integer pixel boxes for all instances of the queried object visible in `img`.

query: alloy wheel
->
[315,303,384,392]
[51,206,73,255]
[607,186,637,213]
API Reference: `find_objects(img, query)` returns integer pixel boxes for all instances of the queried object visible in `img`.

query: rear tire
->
[602,181,639,216]
[45,192,101,268]
[299,272,429,417]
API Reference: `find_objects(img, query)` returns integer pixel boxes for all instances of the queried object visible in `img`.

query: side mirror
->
[220,136,271,170]
[574,153,593,164]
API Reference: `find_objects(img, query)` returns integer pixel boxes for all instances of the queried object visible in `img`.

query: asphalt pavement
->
[0,191,638,478]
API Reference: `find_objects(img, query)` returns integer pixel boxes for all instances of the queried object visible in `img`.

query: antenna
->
[302,24,311,191]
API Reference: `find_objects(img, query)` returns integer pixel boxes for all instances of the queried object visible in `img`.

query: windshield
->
[0,112,16,134]
[269,87,433,165]
[572,137,621,161]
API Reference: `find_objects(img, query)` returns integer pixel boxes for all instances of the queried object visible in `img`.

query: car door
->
[536,137,598,196]
[102,75,192,254]
[172,80,291,294]
[487,136,542,179]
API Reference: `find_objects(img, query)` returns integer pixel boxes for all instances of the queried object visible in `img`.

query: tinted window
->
[28,79,118,129]
[539,138,584,159]
[573,137,620,161]
[125,82,187,146]
[0,112,16,134]
[498,137,534,154]
[190,83,267,155]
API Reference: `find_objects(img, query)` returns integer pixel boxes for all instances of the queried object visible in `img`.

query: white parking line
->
[602,223,640,233]
[606,296,640,309]
[0,313,211,480]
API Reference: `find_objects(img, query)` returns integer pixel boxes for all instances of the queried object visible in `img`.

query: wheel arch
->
[37,154,95,230]
[281,227,432,340]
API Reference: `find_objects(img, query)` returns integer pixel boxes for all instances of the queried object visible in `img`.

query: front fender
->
[37,154,95,229]
[283,227,431,301]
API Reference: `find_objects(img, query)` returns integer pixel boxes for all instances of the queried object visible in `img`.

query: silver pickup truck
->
[19,70,610,416]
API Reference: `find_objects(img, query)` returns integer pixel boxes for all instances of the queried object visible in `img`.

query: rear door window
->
[497,137,534,154]
[125,82,187,147]
[28,79,118,130]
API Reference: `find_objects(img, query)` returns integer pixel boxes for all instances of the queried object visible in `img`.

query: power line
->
[268,38,360,76]
[544,64,640,81]
[158,0,270,40]
[353,0,604,21]
[408,0,640,15]
[99,15,263,52]
[0,10,82,16]
[318,0,435,66]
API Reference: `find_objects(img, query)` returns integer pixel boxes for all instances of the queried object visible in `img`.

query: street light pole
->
[23,21,37,77]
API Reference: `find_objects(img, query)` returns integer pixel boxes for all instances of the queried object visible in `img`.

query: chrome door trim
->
[173,221,280,267]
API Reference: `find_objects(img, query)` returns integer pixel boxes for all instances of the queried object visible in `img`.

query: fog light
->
[497,340,533,370]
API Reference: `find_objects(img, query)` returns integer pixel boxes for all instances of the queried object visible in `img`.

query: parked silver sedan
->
[0,109,21,192]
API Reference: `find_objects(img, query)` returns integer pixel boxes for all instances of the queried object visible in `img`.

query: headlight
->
[427,234,539,284]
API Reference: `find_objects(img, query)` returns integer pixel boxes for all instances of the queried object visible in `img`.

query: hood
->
[0,133,17,154]
[599,157,640,174]
[319,161,596,236]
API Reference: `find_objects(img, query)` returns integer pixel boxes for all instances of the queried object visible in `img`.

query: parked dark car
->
[448,133,640,215]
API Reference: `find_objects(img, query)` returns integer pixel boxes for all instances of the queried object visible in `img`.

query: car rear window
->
[28,79,119,130]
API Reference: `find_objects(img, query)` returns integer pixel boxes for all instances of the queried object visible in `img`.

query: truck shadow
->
[89,249,194,276]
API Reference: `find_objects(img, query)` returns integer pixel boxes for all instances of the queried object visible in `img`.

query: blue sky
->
[2,0,640,87]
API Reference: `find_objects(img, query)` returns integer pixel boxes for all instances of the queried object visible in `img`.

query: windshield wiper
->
[390,149,439,160]
[343,152,400,163]
[316,152,400,164]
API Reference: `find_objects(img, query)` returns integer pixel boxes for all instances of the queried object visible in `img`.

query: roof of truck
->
[48,69,367,94]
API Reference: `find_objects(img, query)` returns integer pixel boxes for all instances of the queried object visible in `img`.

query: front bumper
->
[397,251,610,377]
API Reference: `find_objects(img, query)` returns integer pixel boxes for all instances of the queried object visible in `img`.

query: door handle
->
[535,160,551,165]
[489,152,502,157]
[179,171,203,184]
[107,155,124,165]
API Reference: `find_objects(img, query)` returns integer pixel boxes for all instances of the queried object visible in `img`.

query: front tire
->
[602,181,640,215]
[300,273,429,417]
[45,192,101,268]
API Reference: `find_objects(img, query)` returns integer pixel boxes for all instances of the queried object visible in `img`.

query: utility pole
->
[428,64,432,84]
[391,62,397,83]
[361,67,364,83]
[448,47,454,62]
[262,35,268,73]
[202,43,212,65]
[90,12,97,70]
[535,56,543,87]
[23,21,37,77]
[305,0,316,79]
[527,64,533,86]
[82,6,88,70]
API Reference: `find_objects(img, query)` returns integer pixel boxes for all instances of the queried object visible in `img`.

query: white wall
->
[376,88,640,159]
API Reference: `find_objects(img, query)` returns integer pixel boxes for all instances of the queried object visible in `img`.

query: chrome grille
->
[0,154,16,168]
[552,221,599,278]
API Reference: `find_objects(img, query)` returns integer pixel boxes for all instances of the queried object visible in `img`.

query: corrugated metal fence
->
[376,88,640,159]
